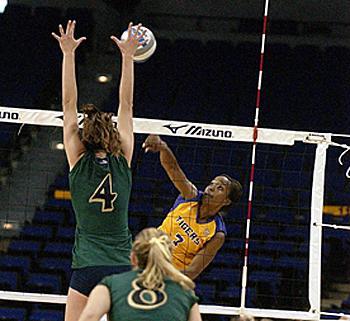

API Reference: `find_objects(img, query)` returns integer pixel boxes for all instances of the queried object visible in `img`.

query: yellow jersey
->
[159,192,226,271]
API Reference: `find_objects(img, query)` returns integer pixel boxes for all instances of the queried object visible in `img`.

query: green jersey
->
[100,270,198,321]
[69,151,132,268]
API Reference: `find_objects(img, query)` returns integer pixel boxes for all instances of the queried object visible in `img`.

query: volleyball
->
[121,26,157,63]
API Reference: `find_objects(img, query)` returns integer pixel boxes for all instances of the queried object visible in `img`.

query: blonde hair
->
[132,228,195,291]
[81,104,122,156]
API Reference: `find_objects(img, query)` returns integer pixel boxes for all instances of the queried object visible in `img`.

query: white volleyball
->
[121,26,157,63]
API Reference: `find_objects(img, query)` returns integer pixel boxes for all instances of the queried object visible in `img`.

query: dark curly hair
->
[81,104,122,156]
[219,174,243,214]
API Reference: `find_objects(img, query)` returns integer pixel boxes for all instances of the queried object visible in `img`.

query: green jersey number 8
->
[89,173,118,212]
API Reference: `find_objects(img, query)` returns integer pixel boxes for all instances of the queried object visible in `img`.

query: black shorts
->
[69,265,130,296]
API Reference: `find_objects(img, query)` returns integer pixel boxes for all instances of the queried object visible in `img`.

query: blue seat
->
[0,307,26,321]
[282,171,301,188]
[0,255,31,274]
[0,271,18,290]
[38,258,71,276]
[249,255,274,269]
[8,240,41,257]
[283,227,308,240]
[249,271,280,294]
[224,239,244,251]
[195,283,216,300]
[25,273,61,293]
[43,242,72,257]
[276,256,307,272]
[213,252,240,266]
[32,211,65,225]
[283,155,303,170]
[56,227,75,241]
[129,203,154,215]
[29,310,64,321]
[220,285,241,299]
[204,268,241,283]
[250,225,279,239]
[263,241,295,253]
[53,175,69,189]
[146,216,162,228]
[21,225,53,240]
[46,199,71,209]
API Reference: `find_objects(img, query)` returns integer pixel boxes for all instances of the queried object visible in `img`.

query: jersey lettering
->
[127,279,168,310]
[176,216,200,245]
[89,173,117,212]
[173,233,185,246]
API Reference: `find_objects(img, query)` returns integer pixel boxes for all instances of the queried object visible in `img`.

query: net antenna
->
[240,0,270,312]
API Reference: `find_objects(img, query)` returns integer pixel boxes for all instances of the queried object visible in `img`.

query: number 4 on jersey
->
[89,173,118,212]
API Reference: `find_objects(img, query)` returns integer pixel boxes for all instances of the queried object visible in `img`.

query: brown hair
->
[132,228,195,291]
[218,174,243,214]
[81,104,122,156]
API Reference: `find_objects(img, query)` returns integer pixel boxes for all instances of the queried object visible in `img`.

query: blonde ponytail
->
[133,228,194,291]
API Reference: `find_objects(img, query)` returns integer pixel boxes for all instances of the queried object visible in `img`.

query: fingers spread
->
[59,24,64,36]
[127,22,133,39]
[51,32,60,41]
[70,20,76,37]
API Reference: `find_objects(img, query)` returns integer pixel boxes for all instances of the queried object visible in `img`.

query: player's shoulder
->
[214,214,227,236]
[165,279,198,304]
[170,191,203,211]
[101,269,136,287]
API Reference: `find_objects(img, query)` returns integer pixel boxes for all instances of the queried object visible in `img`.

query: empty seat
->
[276,256,307,272]
[250,225,279,239]
[21,225,54,240]
[204,267,241,283]
[128,203,153,215]
[29,310,64,321]
[249,255,274,269]
[25,273,61,293]
[0,255,31,274]
[32,211,66,225]
[46,199,71,209]
[0,307,26,321]
[43,242,72,257]
[195,283,216,300]
[37,257,71,276]
[56,226,75,241]
[7,240,41,258]
[0,271,18,290]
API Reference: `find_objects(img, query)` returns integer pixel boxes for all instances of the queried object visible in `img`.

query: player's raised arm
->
[184,232,225,280]
[52,20,86,169]
[110,23,145,167]
[143,135,198,199]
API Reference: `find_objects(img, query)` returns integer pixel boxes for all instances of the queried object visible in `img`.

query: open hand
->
[111,22,146,58]
[52,20,86,54]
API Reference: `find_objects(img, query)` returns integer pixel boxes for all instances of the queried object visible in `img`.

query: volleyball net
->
[0,106,350,320]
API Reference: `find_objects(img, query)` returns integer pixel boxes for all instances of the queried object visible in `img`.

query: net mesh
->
[0,121,349,321]
[131,136,315,314]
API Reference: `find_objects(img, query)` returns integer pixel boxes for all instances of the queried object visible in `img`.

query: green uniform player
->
[100,270,197,321]
[69,150,132,268]
[79,228,202,321]
[52,20,146,321]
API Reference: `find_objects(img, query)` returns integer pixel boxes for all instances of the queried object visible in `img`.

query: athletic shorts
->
[69,265,130,296]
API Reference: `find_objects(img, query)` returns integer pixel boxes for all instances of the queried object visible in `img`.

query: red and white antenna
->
[240,0,270,310]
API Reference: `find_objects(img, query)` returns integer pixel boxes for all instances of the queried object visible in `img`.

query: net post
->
[308,142,328,317]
